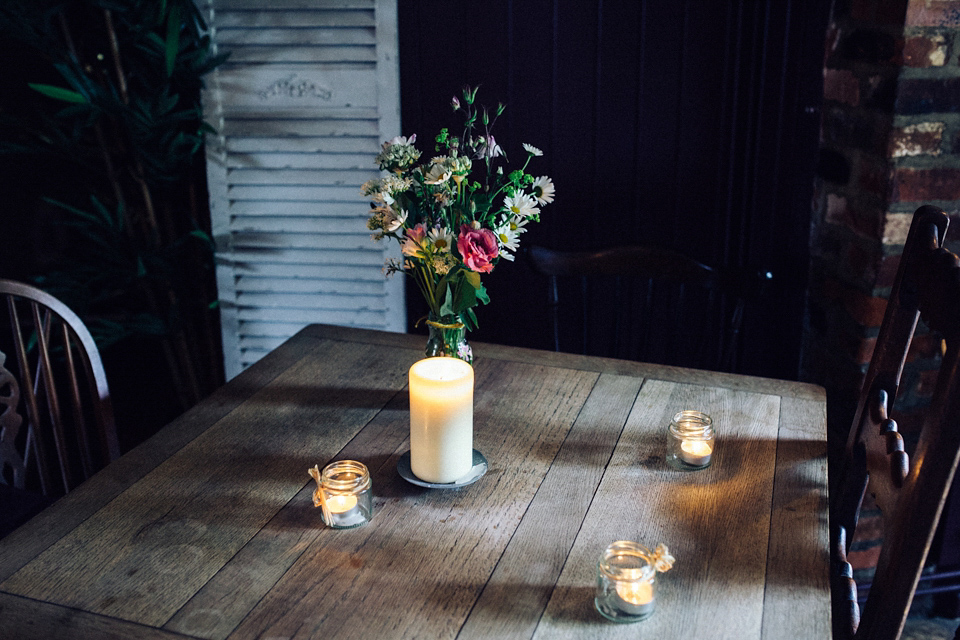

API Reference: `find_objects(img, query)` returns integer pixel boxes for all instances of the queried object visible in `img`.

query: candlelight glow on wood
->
[408,357,474,484]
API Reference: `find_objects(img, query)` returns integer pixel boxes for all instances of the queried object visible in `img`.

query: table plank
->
[760,394,831,636]
[533,379,781,639]
[224,359,597,640]
[164,384,414,639]
[1,339,412,628]
[0,592,194,640]
[458,373,643,639]
[0,330,320,584]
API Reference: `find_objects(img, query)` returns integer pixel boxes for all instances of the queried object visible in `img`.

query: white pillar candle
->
[408,357,474,483]
[679,439,713,467]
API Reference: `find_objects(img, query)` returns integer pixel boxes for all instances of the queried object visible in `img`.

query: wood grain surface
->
[0,324,830,639]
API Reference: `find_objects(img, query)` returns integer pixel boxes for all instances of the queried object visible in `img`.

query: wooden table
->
[0,325,830,639]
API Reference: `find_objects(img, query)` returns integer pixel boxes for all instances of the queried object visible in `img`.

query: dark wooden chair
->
[524,244,772,372]
[0,279,119,528]
[831,205,960,640]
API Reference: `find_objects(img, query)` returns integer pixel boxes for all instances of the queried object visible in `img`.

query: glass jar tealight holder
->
[666,410,715,470]
[308,460,373,529]
[595,541,675,623]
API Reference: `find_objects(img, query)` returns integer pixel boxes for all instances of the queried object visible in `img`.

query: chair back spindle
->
[830,205,960,640]
[0,279,119,499]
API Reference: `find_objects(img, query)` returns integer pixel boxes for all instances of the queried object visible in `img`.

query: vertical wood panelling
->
[397,0,831,379]
[202,0,403,378]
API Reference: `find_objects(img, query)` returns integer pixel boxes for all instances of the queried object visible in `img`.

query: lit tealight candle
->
[679,439,713,467]
[614,579,654,616]
[325,494,359,514]
[408,357,474,484]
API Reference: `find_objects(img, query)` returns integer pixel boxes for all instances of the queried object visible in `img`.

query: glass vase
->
[425,312,473,364]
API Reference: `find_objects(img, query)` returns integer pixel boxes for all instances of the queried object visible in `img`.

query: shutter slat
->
[202,0,402,378]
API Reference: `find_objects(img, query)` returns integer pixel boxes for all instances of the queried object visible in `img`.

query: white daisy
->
[531,176,555,205]
[507,215,529,234]
[522,143,543,157]
[427,226,454,253]
[503,193,540,218]
[424,163,452,185]
[495,223,521,261]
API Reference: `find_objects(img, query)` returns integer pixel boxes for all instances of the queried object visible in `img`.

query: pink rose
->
[457,224,499,273]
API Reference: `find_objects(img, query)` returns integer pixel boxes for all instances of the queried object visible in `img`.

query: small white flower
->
[495,223,521,261]
[386,134,416,147]
[427,226,454,253]
[383,208,407,233]
[531,176,555,205]
[522,143,543,157]
[424,163,452,185]
[509,215,529,234]
[504,193,540,218]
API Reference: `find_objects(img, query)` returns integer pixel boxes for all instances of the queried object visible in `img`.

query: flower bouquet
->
[363,87,555,363]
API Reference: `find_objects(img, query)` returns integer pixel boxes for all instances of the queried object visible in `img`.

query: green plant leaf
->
[165,4,181,77]
[28,83,87,104]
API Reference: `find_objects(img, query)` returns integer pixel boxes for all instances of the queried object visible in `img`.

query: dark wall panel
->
[397,0,831,379]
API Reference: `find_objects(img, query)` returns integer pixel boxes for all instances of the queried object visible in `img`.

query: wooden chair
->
[831,205,960,640]
[524,244,772,372]
[0,279,119,505]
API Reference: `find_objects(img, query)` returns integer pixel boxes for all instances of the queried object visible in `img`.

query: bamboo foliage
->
[0,0,228,413]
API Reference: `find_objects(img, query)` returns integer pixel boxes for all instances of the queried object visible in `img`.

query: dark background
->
[397,0,834,380]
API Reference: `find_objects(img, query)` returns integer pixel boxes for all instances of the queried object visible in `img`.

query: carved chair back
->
[524,244,772,372]
[831,205,960,640]
[0,279,119,497]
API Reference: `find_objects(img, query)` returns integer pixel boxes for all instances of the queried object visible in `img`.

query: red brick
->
[908,332,945,360]
[888,121,944,156]
[857,161,892,199]
[877,253,902,287]
[849,544,883,570]
[851,0,911,24]
[824,69,861,105]
[826,193,849,225]
[850,202,885,238]
[854,336,878,364]
[915,367,942,397]
[906,1,960,27]
[846,288,889,326]
[819,276,889,325]
[892,168,960,201]
[852,513,885,544]
[843,243,883,286]
[902,34,948,66]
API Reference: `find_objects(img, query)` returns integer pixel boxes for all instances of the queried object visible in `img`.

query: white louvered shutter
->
[199,0,404,379]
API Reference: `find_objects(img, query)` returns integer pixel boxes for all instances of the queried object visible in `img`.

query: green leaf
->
[28,83,87,104]
[463,270,481,289]
[165,4,181,77]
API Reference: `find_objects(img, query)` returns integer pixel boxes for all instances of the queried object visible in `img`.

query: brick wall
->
[805,0,960,576]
